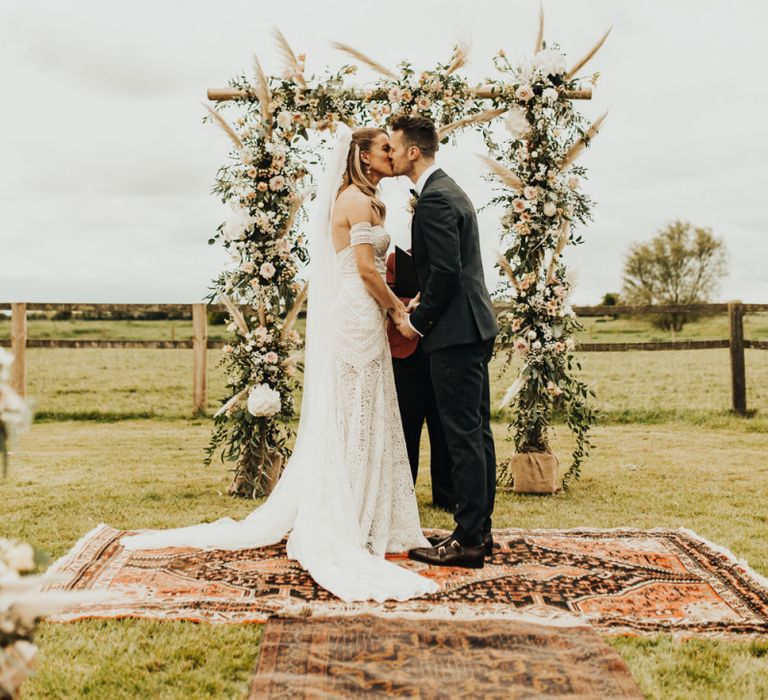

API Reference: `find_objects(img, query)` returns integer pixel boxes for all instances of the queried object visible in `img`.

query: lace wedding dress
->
[122,126,436,603]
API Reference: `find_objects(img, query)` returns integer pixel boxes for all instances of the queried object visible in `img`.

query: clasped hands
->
[389,293,420,340]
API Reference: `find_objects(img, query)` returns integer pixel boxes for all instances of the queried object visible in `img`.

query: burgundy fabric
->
[385,252,419,359]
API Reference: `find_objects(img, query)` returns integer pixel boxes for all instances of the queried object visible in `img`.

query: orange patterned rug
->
[46,524,768,637]
[250,616,643,699]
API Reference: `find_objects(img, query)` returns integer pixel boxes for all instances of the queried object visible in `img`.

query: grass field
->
[2,313,766,426]
[2,316,767,698]
[14,346,767,434]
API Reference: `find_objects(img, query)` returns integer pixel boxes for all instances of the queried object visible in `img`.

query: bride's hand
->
[388,301,406,323]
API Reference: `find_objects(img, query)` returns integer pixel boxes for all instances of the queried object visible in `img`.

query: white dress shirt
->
[413,162,440,196]
[405,162,440,337]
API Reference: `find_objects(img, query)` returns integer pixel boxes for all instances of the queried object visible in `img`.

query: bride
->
[122,125,438,602]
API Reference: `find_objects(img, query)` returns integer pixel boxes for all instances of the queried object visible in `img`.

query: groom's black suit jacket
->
[409,169,498,353]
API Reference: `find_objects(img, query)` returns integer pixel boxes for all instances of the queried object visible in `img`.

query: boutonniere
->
[407,188,419,215]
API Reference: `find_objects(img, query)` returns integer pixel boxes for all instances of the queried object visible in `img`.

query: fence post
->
[10,303,27,398]
[728,301,746,415]
[192,304,208,415]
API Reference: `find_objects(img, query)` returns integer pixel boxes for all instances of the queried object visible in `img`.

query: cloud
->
[1,0,766,305]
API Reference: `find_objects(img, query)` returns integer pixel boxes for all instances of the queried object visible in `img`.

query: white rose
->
[533,49,566,77]
[240,262,255,274]
[276,111,292,130]
[0,386,28,427]
[532,340,542,351]
[4,543,34,573]
[247,383,282,417]
[523,186,538,201]
[222,206,255,242]
[0,348,14,382]
[543,201,558,217]
[260,262,276,279]
[542,87,559,104]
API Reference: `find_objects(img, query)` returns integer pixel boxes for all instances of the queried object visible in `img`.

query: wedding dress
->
[122,126,437,603]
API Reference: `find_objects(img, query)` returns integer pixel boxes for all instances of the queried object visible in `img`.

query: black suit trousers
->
[428,337,496,545]
[392,344,455,511]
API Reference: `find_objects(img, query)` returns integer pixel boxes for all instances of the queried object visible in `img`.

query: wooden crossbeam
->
[206,86,592,103]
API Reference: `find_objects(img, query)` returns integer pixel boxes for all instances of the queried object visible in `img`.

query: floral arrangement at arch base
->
[203,13,608,497]
[486,20,608,491]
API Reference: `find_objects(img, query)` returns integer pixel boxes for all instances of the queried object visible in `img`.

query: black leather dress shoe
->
[483,532,494,558]
[427,532,494,557]
[408,538,485,569]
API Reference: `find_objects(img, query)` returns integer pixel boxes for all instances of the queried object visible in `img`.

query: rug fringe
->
[270,599,587,627]
[676,527,768,592]
[45,523,112,583]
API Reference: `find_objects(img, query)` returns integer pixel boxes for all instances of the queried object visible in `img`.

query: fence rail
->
[2,301,766,415]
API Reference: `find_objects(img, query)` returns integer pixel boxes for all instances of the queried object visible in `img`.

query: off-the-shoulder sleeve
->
[349,221,374,246]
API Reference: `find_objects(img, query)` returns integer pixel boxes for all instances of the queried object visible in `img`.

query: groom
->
[389,114,498,569]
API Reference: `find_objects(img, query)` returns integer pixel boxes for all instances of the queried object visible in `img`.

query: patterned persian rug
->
[45,524,768,637]
[249,616,643,699]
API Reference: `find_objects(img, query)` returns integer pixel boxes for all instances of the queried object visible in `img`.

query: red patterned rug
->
[250,616,643,699]
[46,524,768,637]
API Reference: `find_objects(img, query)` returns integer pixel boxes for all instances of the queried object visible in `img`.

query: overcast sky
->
[1,0,765,304]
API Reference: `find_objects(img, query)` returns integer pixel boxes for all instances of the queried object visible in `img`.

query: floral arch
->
[203,14,609,497]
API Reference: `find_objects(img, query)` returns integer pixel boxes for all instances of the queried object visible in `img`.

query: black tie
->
[409,188,419,198]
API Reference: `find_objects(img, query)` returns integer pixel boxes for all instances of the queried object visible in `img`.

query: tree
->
[622,220,728,331]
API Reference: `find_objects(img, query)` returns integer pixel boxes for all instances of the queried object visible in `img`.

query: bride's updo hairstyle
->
[340,127,387,224]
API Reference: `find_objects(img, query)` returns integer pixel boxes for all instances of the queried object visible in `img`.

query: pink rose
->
[514,222,530,236]
[269,176,286,191]
[515,85,534,102]
[513,338,530,355]
[276,239,291,256]
[264,351,278,364]
[260,262,276,279]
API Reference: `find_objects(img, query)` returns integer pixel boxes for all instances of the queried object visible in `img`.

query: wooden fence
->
[1,301,766,415]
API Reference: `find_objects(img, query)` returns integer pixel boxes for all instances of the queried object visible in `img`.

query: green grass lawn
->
[3,418,768,698]
[16,346,768,433]
[2,316,767,697]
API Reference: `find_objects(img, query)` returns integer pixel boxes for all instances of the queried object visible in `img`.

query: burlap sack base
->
[511,452,560,494]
